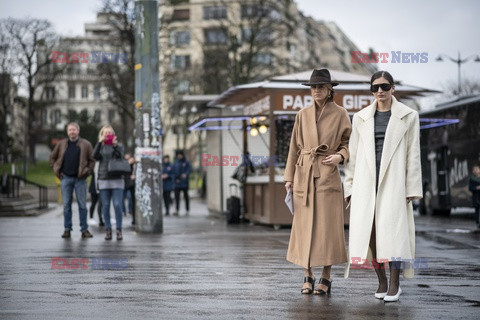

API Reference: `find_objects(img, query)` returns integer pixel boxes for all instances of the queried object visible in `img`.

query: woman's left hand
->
[113,137,118,146]
[322,154,342,166]
[406,197,415,203]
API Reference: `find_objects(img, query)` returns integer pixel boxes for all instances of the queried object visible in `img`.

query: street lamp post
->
[436,52,480,95]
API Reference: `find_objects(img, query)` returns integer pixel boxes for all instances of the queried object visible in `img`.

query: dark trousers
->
[474,204,479,227]
[163,190,172,215]
[89,192,103,223]
[174,187,189,212]
[127,187,136,223]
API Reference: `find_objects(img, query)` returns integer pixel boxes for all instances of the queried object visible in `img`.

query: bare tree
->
[160,0,298,150]
[0,23,16,164]
[161,0,298,94]
[96,0,136,152]
[203,0,298,90]
[2,17,61,164]
[441,77,480,97]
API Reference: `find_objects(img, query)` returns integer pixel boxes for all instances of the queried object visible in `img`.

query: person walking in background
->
[49,122,95,239]
[162,155,174,216]
[88,167,104,226]
[469,165,480,229]
[173,150,191,216]
[123,154,136,225]
[344,71,423,302]
[0,171,9,195]
[93,125,125,241]
[284,69,351,295]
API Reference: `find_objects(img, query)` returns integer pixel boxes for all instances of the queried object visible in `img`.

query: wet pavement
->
[0,199,479,320]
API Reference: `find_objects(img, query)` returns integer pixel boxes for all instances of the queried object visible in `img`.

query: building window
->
[288,43,297,57]
[170,55,191,70]
[203,6,227,20]
[45,86,55,100]
[241,4,281,20]
[94,109,102,122]
[170,0,189,5]
[242,28,253,42]
[174,80,190,94]
[81,85,88,99]
[41,108,47,125]
[53,109,61,125]
[108,109,116,123]
[258,28,272,41]
[268,8,282,21]
[241,4,257,18]
[243,28,271,42]
[68,85,76,99]
[93,85,101,100]
[172,9,190,21]
[253,53,273,65]
[169,31,191,46]
[204,28,227,45]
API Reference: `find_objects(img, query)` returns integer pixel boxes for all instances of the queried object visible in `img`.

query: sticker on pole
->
[135,147,162,161]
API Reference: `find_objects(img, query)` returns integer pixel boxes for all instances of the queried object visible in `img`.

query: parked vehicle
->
[419,95,480,215]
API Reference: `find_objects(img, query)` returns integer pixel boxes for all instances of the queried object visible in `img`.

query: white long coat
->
[343,96,423,278]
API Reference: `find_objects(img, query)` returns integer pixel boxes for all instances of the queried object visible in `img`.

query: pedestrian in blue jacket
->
[162,155,175,216]
[469,165,480,228]
[173,150,191,216]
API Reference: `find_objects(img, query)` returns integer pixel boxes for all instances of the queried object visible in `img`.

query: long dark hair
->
[370,71,394,85]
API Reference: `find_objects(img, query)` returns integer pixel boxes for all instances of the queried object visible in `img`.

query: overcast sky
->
[1,0,479,108]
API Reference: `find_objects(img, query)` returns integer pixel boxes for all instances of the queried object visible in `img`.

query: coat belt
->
[297,145,336,206]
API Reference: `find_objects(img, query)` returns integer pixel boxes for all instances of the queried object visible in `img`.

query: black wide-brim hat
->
[301,68,339,87]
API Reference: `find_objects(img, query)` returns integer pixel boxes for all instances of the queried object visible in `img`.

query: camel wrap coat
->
[343,97,423,279]
[284,102,351,268]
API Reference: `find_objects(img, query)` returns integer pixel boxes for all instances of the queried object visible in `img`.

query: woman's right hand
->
[285,182,293,193]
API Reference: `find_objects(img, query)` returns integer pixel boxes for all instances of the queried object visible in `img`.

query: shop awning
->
[189,69,440,131]
[208,75,440,108]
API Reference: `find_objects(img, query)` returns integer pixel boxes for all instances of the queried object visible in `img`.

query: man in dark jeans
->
[469,165,480,228]
[50,122,95,238]
[173,150,191,216]
[162,155,174,216]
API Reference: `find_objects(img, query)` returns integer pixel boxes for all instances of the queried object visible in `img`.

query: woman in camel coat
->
[284,69,351,295]
[343,71,422,302]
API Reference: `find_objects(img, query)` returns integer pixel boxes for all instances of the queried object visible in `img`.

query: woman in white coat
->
[343,71,422,302]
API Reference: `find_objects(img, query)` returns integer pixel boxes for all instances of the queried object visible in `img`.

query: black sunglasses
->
[370,83,392,92]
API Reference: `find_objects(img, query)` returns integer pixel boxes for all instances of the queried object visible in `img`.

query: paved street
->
[0,199,479,320]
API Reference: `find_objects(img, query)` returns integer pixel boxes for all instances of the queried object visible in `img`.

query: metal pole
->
[134,0,163,233]
[457,52,461,95]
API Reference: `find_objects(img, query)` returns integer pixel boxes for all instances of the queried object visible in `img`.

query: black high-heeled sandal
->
[301,276,316,294]
[314,278,332,295]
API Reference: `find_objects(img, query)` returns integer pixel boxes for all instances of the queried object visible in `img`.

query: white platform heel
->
[384,287,402,302]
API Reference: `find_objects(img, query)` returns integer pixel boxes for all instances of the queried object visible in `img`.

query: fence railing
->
[5,175,48,210]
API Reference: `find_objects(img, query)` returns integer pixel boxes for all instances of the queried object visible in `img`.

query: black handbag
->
[107,149,131,177]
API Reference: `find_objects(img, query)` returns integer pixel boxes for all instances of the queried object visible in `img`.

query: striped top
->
[374,110,391,187]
